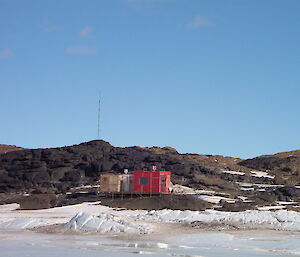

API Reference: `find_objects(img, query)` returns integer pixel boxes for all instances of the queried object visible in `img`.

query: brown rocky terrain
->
[0,144,23,154]
[0,140,247,193]
[101,194,212,211]
[0,141,299,211]
[240,150,300,186]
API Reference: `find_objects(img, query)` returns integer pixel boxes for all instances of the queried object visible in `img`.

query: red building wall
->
[133,171,171,193]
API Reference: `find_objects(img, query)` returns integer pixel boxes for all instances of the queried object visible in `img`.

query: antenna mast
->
[97,93,101,139]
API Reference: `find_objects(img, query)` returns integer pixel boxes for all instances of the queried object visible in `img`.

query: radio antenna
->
[97,92,101,139]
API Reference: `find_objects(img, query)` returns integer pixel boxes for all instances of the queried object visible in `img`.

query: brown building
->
[100,173,123,193]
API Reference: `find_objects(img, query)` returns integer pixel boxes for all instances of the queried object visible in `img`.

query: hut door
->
[160,175,166,192]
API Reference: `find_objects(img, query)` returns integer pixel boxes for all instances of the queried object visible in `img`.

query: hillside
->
[0,140,258,193]
[240,150,300,185]
[0,141,299,211]
[0,144,23,154]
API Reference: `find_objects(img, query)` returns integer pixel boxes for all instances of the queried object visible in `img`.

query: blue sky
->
[0,0,299,158]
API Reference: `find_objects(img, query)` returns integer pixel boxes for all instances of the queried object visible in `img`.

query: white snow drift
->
[130,209,300,231]
[65,212,151,234]
[0,218,47,229]
[1,202,300,233]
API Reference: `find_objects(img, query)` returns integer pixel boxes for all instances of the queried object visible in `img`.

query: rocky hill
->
[0,140,264,192]
[0,144,23,154]
[0,141,299,211]
[240,150,300,185]
[0,140,244,193]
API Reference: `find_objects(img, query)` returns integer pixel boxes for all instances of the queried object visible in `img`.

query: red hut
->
[133,168,171,194]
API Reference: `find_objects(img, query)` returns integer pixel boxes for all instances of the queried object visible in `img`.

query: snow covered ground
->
[250,170,275,179]
[65,212,151,234]
[131,209,300,231]
[237,182,285,192]
[221,170,245,176]
[1,202,300,256]
[0,202,152,233]
[1,202,300,234]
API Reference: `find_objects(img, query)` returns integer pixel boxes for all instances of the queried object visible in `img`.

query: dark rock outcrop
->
[101,194,212,211]
[0,140,299,212]
[239,151,300,186]
[0,140,249,194]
